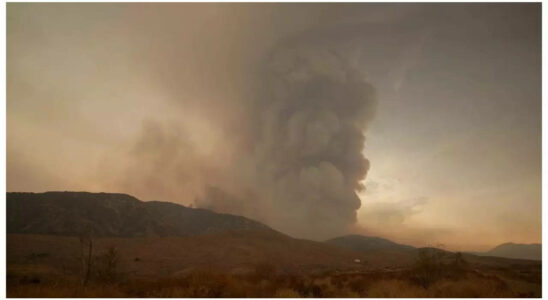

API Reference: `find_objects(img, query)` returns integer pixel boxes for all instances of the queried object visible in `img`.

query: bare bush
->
[95,246,120,283]
[253,262,277,280]
[448,252,468,279]
[78,234,93,286]
[412,248,444,288]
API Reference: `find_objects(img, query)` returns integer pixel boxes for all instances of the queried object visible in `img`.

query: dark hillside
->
[7,192,278,237]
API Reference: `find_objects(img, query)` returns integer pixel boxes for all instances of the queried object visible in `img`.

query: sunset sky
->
[7,3,541,251]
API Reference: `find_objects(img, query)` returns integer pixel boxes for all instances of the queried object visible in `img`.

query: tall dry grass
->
[8,266,539,298]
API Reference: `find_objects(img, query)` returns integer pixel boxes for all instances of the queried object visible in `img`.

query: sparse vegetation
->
[25,252,50,263]
[95,246,120,283]
[79,233,94,286]
[7,265,541,298]
[7,234,541,297]
[411,248,445,288]
[410,248,471,288]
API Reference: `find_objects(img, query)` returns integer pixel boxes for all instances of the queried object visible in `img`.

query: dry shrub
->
[7,259,540,298]
[427,277,511,298]
[8,282,127,298]
[179,271,232,297]
[409,249,470,288]
[119,271,259,297]
[331,275,346,289]
[411,248,444,288]
[347,276,368,295]
[95,246,120,283]
[366,279,427,297]
[252,262,277,282]
[274,288,300,297]
[6,273,532,298]
[335,288,360,298]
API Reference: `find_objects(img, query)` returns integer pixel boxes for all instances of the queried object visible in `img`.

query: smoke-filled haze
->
[7,3,541,250]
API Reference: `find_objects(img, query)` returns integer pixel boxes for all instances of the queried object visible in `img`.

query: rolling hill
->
[7,191,369,274]
[326,235,430,267]
[7,192,277,237]
[478,243,541,261]
[326,235,416,253]
[7,191,541,276]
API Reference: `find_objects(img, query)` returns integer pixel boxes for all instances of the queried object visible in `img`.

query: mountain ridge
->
[7,191,280,238]
[476,242,542,261]
[8,191,542,263]
[326,234,416,253]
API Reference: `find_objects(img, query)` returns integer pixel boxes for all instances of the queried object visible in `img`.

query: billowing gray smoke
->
[8,4,381,240]
[196,34,377,239]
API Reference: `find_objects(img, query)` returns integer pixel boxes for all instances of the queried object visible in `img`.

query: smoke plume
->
[196,32,377,239]
[8,4,378,240]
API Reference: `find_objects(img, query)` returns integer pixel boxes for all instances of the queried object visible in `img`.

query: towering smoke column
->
[198,34,377,240]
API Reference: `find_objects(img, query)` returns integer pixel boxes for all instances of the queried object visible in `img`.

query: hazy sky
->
[7,3,540,251]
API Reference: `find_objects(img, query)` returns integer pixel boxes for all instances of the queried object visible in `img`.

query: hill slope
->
[326,235,416,253]
[480,243,541,261]
[326,235,420,267]
[7,232,370,275]
[7,192,277,237]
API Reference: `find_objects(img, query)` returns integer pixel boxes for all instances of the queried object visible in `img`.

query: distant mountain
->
[326,235,416,253]
[479,243,541,261]
[7,192,278,237]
